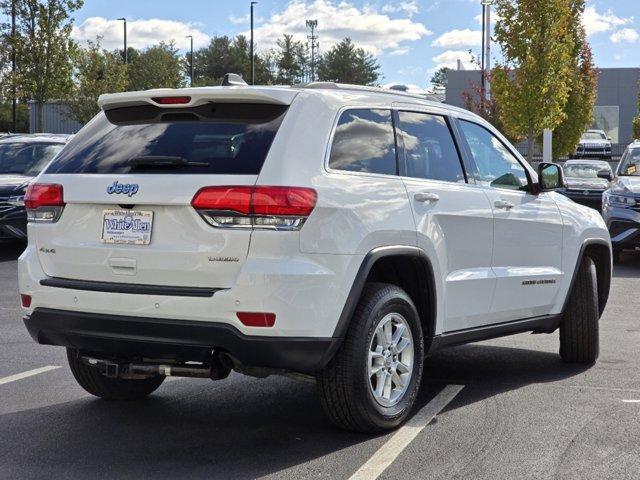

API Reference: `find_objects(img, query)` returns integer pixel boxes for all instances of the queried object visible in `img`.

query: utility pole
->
[185,35,194,86]
[250,2,257,85]
[306,19,318,82]
[118,17,127,63]
[11,0,16,132]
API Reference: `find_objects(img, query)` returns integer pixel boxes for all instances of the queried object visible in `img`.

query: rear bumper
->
[24,308,340,373]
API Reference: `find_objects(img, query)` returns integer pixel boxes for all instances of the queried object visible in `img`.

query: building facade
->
[445,68,640,145]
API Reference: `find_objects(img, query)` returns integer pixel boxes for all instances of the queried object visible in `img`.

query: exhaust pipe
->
[82,354,231,381]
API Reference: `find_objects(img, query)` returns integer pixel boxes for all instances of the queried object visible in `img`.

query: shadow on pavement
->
[0,344,589,479]
[613,251,640,278]
[0,241,25,262]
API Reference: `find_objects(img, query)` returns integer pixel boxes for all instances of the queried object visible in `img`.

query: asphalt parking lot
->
[2,242,640,480]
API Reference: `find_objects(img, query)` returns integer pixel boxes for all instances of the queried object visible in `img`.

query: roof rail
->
[300,82,443,103]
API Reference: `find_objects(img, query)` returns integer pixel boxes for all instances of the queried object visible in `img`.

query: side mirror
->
[597,169,613,182]
[537,162,564,192]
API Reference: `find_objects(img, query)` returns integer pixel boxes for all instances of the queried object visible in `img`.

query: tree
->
[317,38,380,85]
[491,0,575,163]
[3,0,82,132]
[128,42,184,91]
[190,35,272,86]
[430,67,449,89]
[550,0,598,158]
[634,116,640,141]
[274,34,306,85]
[65,39,128,124]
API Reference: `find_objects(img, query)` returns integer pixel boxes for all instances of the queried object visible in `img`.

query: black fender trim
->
[331,245,437,339]
[561,239,611,316]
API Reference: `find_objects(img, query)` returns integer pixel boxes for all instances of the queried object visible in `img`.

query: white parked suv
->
[18,81,612,432]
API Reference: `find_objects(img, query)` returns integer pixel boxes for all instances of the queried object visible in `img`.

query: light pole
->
[306,19,318,82]
[11,0,16,132]
[185,35,194,86]
[250,1,257,85]
[117,17,127,64]
[480,0,492,101]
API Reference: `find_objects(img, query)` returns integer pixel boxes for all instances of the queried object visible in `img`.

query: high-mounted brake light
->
[191,186,317,231]
[24,183,65,223]
[152,96,191,105]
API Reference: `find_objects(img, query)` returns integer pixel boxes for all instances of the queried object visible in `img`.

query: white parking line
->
[0,366,61,386]
[349,384,464,480]
[621,399,640,403]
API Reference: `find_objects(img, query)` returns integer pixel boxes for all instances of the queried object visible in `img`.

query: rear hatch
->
[32,91,294,288]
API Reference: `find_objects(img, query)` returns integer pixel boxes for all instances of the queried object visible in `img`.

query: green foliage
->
[65,39,128,124]
[190,35,271,86]
[128,42,185,91]
[275,34,307,85]
[0,102,29,132]
[551,1,597,158]
[633,116,640,140]
[3,0,83,132]
[430,67,449,89]
[492,0,576,162]
[317,38,380,85]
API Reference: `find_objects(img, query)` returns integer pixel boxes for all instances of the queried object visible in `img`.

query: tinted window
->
[397,111,464,183]
[45,103,288,175]
[564,163,610,178]
[0,142,64,176]
[459,120,528,191]
[329,109,396,175]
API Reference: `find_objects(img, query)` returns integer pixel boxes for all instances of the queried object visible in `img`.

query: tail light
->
[24,183,65,223]
[20,294,32,308]
[191,186,317,231]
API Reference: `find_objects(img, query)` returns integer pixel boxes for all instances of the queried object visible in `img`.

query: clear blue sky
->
[69,0,640,89]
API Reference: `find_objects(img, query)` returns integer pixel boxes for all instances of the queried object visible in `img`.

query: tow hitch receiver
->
[81,355,231,381]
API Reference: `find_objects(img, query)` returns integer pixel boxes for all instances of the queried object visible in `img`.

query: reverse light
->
[236,312,276,327]
[24,183,65,223]
[152,96,191,105]
[191,186,317,231]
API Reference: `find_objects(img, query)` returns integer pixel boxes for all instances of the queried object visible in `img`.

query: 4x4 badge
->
[107,181,139,197]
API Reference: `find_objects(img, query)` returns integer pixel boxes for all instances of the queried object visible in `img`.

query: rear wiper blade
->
[128,156,209,169]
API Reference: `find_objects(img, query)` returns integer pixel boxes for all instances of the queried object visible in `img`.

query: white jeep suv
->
[18,82,611,432]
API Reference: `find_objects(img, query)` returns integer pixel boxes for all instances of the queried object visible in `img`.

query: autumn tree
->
[550,0,597,158]
[66,38,128,124]
[128,42,184,91]
[3,0,82,132]
[317,38,380,85]
[491,0,575,162]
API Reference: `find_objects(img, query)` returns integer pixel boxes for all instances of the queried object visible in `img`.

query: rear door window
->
[328,109,397,175]
[396,111,465,183]
[45,103,288,175]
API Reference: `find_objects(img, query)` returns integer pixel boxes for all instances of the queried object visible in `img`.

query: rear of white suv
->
[19,84,612,433]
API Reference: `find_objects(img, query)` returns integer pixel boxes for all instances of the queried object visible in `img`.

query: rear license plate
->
[101,209,153,245]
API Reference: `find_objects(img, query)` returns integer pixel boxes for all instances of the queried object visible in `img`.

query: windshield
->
[618,149,640,176]
[564,164,608,179]
[0,142,64,176]
[45,103,288,175]
[581,132,607,140]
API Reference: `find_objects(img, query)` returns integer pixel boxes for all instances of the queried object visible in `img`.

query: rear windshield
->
[45,103,288,175]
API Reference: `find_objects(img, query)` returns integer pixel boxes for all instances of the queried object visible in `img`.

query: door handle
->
[414,192,440,203]
[494,200,515,210]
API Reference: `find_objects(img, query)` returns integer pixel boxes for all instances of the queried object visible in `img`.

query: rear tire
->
[67,349,165,400]
[317,283,424,433]
[559,257,599,363]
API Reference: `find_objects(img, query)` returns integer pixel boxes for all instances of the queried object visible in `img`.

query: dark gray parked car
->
[0,134,68,241]
[559,159,613,212]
